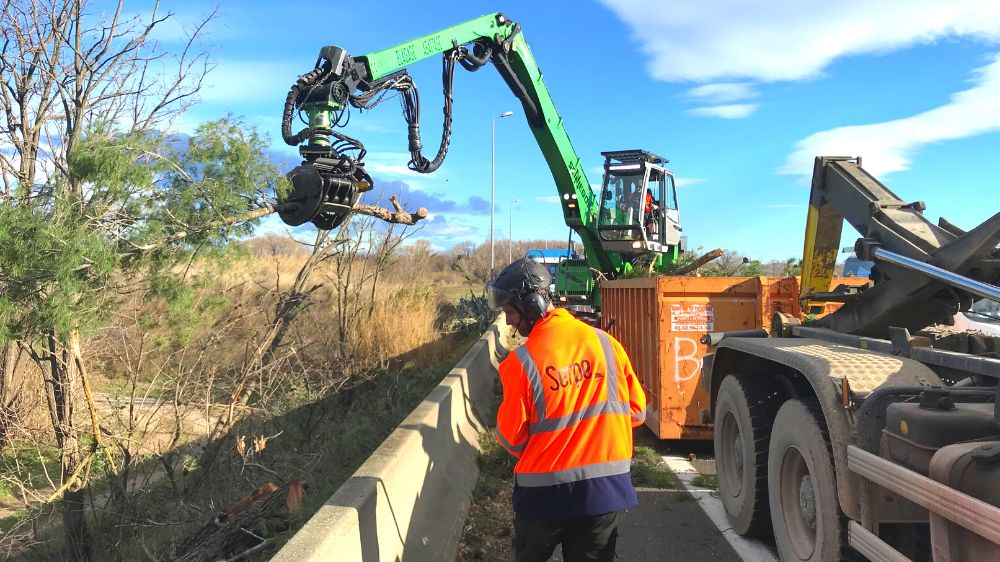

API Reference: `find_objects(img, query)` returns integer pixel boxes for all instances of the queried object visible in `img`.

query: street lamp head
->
[498,111,514,118]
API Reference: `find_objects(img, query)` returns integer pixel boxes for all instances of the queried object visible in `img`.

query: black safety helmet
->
[487,257,552,323]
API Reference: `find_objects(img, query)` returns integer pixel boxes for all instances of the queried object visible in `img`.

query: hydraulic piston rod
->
[873,247,1000,302]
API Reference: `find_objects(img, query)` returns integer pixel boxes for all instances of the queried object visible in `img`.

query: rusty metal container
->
[600,275,863,440]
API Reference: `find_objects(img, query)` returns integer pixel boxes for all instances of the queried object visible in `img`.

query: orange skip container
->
[600,276,863,440]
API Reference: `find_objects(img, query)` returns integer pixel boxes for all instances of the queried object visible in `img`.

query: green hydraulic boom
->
[277,12,684,306]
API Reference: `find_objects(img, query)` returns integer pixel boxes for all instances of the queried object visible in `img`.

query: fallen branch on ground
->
[173,477,305,562]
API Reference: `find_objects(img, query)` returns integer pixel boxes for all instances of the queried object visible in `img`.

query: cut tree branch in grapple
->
[355,195,429,225]
[124,197,428,257]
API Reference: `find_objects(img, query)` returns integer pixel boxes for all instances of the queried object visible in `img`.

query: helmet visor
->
[486,282,517,309]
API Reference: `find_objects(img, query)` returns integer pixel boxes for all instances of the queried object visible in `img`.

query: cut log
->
[173,478,304,562]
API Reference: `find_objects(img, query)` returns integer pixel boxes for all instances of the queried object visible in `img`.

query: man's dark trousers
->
[513,511,620,562]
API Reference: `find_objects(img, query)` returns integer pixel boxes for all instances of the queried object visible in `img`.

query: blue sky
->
[137,0,1000,260]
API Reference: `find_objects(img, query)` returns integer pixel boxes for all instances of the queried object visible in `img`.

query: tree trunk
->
[63,488,92,562]
[0,342,21,449]
[46,330,91,561]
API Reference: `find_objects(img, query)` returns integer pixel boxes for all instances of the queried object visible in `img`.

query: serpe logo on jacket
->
[544,359,605,391]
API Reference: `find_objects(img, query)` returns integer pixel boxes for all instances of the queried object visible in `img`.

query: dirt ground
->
[0,391,225,520]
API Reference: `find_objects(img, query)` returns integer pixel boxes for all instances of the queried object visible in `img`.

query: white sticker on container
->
[670,303,715,332]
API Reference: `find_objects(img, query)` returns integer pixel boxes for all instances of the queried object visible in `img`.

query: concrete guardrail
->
[273,319,509,562]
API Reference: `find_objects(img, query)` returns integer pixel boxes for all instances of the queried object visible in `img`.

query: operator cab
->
[597,150,681,255]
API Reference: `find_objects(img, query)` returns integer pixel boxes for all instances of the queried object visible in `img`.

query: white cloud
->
[418,216,479,238]
[365,161,422,178]
[780,53,1000,178]
[1,139,57,186]
[166,113,203,136]
[251,213,297,238]
[600,1,1000,82]
[432,224,477,237]
[535,195,561,204]
[675,177,707,188]
[685,83,758,103]
[688,104,759,119]
[360,151,447,190]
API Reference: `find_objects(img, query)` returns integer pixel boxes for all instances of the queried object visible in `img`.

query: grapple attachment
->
[278,157,372,230]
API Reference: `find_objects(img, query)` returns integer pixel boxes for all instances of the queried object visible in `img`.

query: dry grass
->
[1,236,484,560]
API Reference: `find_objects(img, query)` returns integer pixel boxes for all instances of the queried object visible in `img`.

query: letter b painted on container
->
[673,337,701,382]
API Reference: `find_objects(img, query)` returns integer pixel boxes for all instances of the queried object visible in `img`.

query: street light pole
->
[509,198,522,263]
[491,111,513,280]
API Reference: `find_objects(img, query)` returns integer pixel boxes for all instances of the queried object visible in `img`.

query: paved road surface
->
[612,440,778,562]
[618,486,747,561]
[661,451,779,562]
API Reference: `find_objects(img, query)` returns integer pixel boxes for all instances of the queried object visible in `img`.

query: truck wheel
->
[713,374,779,536]
[768,399,842,561]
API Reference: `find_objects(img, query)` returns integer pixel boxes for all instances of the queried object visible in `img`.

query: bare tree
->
[0,0,213,200]
[206,230,343,445]
[0,2,216,559]
[449,241,491,284]
[328,213,411,358]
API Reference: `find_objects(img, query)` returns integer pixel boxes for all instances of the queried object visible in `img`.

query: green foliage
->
[443,290,494,335]
[619,255,659,278]
[0,206,118,344]
[742,259,764,277]
[147,270,228,347]
[0,509,30,533]
[631,445,677,489]
[181,454,199,475]
[154,116,288,248]
[474,429,516,496]
[783,257,803,276]
[691,473,719,491]
[656,248,704,276]
[1,116,284,346]
[699,250,764,277]
[69,125,158,221]
[0,444,62,498]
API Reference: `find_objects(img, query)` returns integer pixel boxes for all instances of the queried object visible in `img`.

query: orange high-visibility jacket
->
[496,308,647,517]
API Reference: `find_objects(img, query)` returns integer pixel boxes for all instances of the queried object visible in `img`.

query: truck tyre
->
[768,399,842,561]
[713,374,779,536]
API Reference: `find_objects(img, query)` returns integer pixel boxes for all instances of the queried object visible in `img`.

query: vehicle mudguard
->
[704,336,942,521]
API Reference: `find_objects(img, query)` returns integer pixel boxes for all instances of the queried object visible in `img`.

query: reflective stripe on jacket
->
[495,308,647,517]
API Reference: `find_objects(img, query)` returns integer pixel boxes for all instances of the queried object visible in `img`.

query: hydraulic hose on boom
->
[277,12,682,304]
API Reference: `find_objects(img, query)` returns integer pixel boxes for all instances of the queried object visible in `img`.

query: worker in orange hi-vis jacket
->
[487,257,647,562]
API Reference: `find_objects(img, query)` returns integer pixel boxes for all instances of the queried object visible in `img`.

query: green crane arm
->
[361,14,505,80]
[278,13,615,274]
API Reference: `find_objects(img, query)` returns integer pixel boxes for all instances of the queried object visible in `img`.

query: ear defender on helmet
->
[521,291,550,322]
